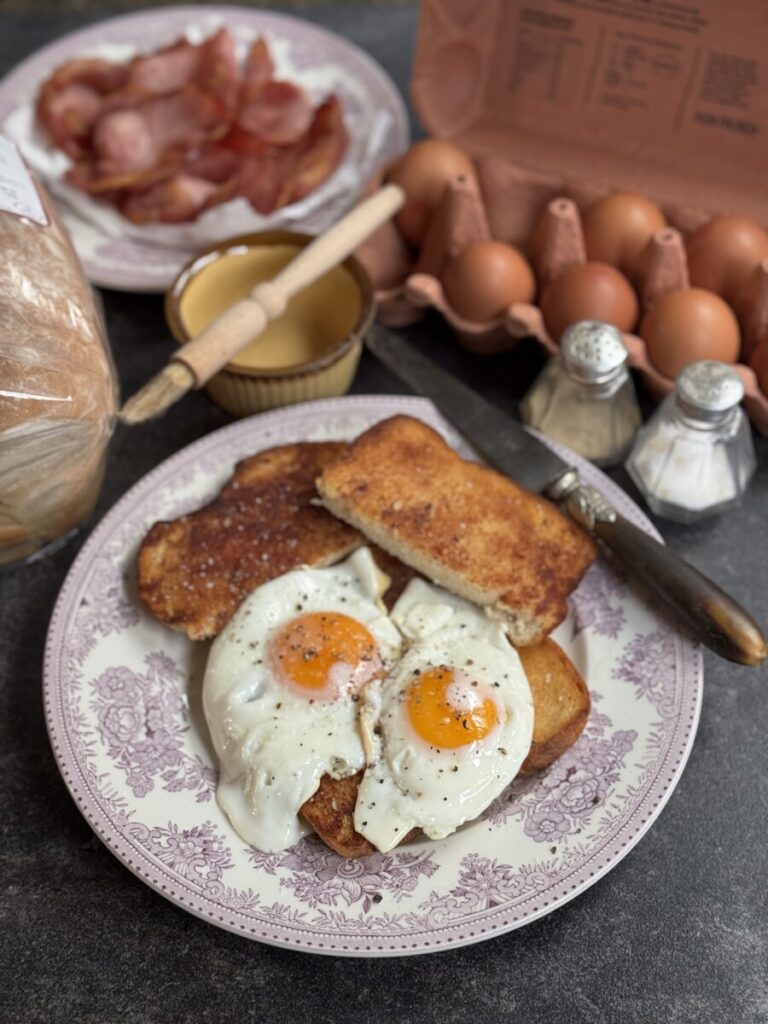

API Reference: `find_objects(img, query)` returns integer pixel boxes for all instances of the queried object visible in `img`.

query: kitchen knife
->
[366,323,767,666]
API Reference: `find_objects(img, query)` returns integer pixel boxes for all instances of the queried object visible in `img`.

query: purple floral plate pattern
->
[0,6,408,292]
[44,396,702,956]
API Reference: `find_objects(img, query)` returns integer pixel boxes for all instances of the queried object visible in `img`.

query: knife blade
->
[367,324,570,492]
[365,323,767,667]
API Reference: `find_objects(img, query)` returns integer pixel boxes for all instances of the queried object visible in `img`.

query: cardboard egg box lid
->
[373,0,768,432]
[412,0,767,236]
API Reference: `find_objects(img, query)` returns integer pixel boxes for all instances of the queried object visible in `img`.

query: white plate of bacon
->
[0,6,408,291]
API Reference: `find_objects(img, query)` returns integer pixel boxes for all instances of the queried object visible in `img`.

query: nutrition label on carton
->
[498,1,762,140]
[0,137,48,226]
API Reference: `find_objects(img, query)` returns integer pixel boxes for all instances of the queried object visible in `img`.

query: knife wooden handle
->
[592,512,767,666]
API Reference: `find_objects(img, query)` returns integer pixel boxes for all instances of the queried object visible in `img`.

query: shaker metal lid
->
[561,320,628,383]
[676,360,744,414]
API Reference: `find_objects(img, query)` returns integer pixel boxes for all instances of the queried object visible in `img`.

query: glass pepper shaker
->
[626,360,756,523]
[520,320,642,467]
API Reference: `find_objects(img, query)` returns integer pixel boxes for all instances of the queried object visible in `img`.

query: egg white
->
[354,579,534,853]
[203,547,402,853]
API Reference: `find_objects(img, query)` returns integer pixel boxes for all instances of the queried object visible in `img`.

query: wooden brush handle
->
[175,183,405,386]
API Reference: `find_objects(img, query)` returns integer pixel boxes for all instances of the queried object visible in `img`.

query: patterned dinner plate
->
[43,396,702,956]
[0,6,408,292]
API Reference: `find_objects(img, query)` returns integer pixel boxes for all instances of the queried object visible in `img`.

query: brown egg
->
[640,288,740,379]
[442,241,535,322]
[686,216,768,303]
[387,139,476,247]
[748,338,768,395]
[540,262,639,342]
[582,192,667,281]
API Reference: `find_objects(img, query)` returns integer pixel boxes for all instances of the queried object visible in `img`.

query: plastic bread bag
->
[0,137,116,566]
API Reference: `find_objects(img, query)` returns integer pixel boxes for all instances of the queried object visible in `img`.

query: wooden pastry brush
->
[120,184,405,425]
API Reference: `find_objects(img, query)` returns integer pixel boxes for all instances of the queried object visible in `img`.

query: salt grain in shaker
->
[626,361,756,523]
[520,320,641,467]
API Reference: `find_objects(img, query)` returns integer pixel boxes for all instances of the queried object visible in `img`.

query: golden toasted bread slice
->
[137,442,362,640]
[316,415,596,646]
[301,772,374,859]
[301,772,420,859]
[518,638,591,772]
[302,637,590,857]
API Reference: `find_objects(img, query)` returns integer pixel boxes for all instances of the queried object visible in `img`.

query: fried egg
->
[203,547,402,852]
[354,578,534,853]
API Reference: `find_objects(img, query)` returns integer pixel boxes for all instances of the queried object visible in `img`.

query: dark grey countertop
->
[1,6,767,1022]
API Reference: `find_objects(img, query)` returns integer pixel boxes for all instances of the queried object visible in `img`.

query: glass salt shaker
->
[520,320,641,467]
[626,360,756,523]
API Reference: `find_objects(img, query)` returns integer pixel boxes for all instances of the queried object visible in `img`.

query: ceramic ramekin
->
[165,230,375,417]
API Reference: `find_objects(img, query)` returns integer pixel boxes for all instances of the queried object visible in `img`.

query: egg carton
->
[355,0,768,433]
[355,165,768,436]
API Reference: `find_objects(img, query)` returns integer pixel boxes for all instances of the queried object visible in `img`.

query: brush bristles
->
[119,361,196,425]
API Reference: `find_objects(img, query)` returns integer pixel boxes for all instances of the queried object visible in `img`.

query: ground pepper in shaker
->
[626,360,756,523]
[520,320,641,467]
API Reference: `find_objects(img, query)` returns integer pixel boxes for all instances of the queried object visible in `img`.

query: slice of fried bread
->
[316,415,596,647]
[518,638,591,772]
[302,637,590,858]
[301,772,374,860]
[137,442,362,640]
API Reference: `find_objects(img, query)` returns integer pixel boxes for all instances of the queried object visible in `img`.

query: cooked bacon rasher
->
[36,29,349,224]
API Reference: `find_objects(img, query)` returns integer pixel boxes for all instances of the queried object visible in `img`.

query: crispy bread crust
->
[136,442,361,640]
[518,638,591,772]
[301,772,376,859]
[316,416,597,646]
[304,637,590,857]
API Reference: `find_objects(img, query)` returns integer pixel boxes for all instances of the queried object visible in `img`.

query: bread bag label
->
[0,136,48,226]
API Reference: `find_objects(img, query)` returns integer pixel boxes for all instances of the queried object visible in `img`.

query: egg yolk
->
[270,611,379,700]
[406,666,499,749]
